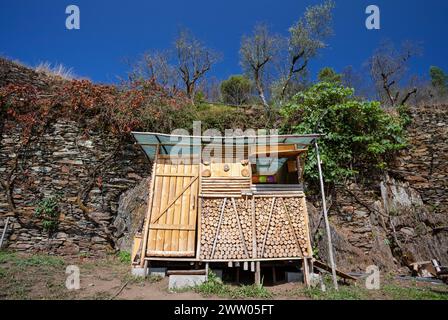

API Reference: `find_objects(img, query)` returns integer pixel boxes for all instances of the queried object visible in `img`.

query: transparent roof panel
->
[132,132,322,159]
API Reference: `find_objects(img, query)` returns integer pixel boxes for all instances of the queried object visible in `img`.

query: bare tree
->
[175,28,220,101]
[240,23,281,112]
[341,65,372,99]
[369,40,422,106]
[279,0,335,100]
[130,50,179,92]
[197,76,222,103]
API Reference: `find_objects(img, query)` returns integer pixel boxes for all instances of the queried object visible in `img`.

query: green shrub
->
[34,195,62,233]
[220,75,252,105]
[118,251,131,264]
[194,272,272,299]
[281,82,406,185]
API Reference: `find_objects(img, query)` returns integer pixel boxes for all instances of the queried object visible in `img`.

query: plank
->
[140,144,159,266]
[313,260,357,281]
[155,161,171,252]
[302,197,313,257]
[167,270,206,276]
[155,173,196,177]
[178,163,192,252]
[163,162,177,251]
[147,250,196,257]
[171,162,184,252]
[187,164,199,253]
[150,224,196,231]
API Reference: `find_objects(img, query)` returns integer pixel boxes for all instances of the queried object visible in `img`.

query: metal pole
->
[314,141,338,290]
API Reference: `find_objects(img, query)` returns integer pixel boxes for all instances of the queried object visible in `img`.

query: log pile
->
[200,196,311,260]
[200,198,252,260]
[256,197,310,258]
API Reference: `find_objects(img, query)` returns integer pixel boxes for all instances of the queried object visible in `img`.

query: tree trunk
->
[254,69,270,114]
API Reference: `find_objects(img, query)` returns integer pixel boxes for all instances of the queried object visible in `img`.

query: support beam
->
[0,217,10,249]
[315,141,339,291]
[255,261,261,286]
[303,258,310,288]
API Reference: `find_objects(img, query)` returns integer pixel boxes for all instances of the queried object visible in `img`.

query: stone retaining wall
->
[0,119,150,255]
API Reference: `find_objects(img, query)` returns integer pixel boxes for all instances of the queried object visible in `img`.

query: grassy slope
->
[1,251,447,300]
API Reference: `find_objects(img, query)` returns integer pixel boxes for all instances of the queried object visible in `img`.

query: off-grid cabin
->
[130,132,323,284]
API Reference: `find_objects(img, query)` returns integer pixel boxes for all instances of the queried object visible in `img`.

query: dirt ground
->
[1,251,447,300]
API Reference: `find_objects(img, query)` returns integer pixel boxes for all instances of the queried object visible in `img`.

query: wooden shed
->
[130,132,336,285]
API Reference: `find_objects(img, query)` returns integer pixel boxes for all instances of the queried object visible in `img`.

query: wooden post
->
[315,141,338,290]
[255,261,261,286]
[143,260,149,278]
[140,145,160,267]
[205,262,209,281]
[0,217,10,249]
[303,258,310,288]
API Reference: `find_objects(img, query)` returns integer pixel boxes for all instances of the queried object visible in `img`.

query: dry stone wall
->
[0,119,150,255]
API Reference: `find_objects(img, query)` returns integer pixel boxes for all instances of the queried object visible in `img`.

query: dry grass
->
[34,61,76,80]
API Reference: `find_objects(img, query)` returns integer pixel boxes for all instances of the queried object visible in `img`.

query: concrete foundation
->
[149,267,167,278]
[131,267,167,278]
[168,275,206,291]
[131,267,148,277]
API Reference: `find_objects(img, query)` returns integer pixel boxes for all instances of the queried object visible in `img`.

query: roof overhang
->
[131,132,323,160]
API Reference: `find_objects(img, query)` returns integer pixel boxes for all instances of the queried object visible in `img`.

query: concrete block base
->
[131,267,167,278]
[309,273,322,288]
[169,275,206,290]
[131,267,148,277]
[149,267,167,278]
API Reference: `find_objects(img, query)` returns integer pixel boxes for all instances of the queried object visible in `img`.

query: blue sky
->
[1,0,447,84]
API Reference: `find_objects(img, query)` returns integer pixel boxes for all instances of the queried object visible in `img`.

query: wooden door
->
[146,159,199,257]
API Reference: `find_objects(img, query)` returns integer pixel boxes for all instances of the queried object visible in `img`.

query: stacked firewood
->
[200,198,252,260]
[200,197,310,260]
[256,197,310,258]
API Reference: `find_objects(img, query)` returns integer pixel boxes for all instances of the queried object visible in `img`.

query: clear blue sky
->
[1,0,447,83]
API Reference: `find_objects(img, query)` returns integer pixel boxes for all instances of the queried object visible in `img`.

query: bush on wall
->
[281,82,407,185]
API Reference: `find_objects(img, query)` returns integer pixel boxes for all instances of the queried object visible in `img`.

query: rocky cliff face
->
[312,105,448,272]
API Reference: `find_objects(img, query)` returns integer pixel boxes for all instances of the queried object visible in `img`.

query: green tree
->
[279,0,335,100]
[281,82,406,184]
[220,75,252,105]
[429,66,448,94]
[318,67,342,83]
